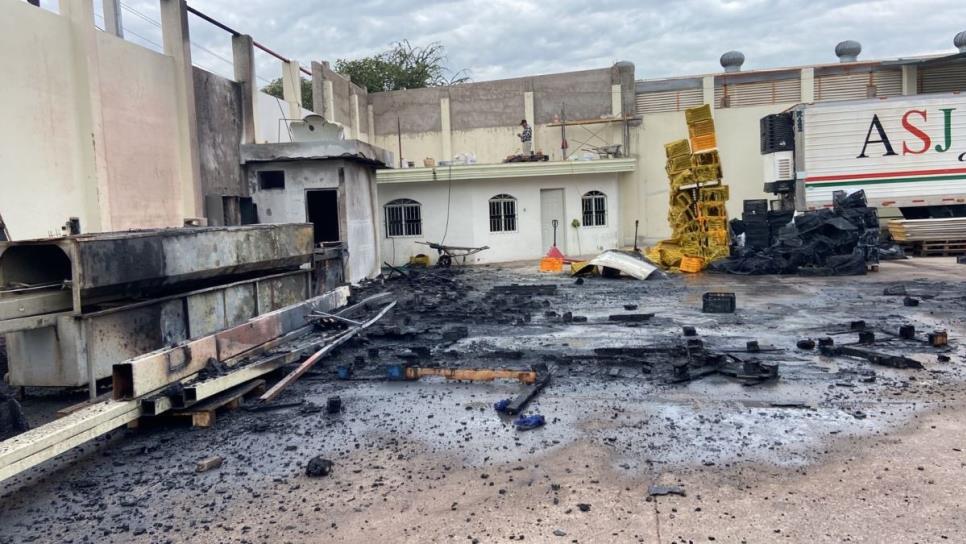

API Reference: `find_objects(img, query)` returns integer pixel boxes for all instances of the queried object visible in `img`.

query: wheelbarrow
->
[416,241,490,267]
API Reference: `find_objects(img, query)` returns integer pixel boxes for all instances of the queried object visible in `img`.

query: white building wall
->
[0,1,192,239]
[247,160,381,283]
[378,173,620,266]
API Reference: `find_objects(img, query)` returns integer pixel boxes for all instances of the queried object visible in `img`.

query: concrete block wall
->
[0,0,198,240]
[314,62,369,141]
[367,64,635,166]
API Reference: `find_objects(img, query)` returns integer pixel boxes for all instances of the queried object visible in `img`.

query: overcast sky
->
[79,0,965,84]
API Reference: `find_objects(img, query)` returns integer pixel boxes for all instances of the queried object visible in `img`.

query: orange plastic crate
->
[539,257,563,272]
[688,119,716,138]
[679,256,705,273]
[690,133,717,152]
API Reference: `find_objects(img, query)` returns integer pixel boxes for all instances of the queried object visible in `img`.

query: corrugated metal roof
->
[635,88,703,114]
[920,63,966,94]
[714,79,801,107]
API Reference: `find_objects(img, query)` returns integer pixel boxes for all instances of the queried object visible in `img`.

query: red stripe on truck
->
[805,167,966,183]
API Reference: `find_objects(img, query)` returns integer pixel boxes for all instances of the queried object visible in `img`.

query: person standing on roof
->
[518,120,533,156]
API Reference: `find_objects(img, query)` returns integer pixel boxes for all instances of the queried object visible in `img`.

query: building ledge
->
[376,157,637,184]
[240,140,393,167]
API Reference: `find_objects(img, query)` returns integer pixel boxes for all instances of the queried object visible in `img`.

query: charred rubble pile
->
[711,190,892,276]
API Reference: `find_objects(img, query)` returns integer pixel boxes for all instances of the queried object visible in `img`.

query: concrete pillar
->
[324,80,335,123]
[902,65,918,96]
[702,75,715,112]
[160,0,204,222]
[311,61,325,115]
[232,34,258,144]
[440,97,452,162]
[61,0,110,232]
[800,67,815,103]
[367,104,375,145]
[281,60,303,120]
[102,0,123,37]
[524,91,535,150]
[611,84,623,116]
[350,94,361,140]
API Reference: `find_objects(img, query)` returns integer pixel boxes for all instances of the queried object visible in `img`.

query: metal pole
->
[397,116,403,168]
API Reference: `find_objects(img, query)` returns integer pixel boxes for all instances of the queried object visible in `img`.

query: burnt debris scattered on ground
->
[1,261,965,543]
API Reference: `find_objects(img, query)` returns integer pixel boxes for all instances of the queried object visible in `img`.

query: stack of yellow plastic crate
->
[646,104,730,271]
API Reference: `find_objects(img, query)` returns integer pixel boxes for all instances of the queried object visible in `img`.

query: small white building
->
[377,158,636,265]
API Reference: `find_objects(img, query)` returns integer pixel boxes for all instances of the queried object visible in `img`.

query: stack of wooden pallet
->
[889,218,966,256]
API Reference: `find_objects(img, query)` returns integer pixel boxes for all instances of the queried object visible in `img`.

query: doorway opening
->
[306,190,340,245]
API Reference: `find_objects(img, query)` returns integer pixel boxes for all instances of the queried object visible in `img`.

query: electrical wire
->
[439,162,453,245]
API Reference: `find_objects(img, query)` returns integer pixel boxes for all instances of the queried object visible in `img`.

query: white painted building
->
[377,159,635,265]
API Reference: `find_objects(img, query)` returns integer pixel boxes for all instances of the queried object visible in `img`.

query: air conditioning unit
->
[760,112,794,154]
[762,151,794,184]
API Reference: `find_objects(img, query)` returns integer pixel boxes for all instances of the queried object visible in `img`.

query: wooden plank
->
[258,301,396,402]
[409,367,537,383]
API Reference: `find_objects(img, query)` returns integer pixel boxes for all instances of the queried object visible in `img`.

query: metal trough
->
[0,224,315,320]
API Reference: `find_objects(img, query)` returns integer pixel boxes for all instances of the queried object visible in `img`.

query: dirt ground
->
[1,258,965,543]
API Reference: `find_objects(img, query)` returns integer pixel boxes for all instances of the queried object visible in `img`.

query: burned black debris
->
[711,190,890,276]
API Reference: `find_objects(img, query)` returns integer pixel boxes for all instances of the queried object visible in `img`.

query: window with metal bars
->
[581,191,607,227]
[488,194,517,232]
[384,199,422,237]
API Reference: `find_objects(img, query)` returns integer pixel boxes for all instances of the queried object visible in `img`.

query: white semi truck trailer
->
[761,92,966,219]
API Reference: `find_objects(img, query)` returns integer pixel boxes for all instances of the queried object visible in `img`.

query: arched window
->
[488,194,517,232]
[384,198,422,237]
[582,191,607,227]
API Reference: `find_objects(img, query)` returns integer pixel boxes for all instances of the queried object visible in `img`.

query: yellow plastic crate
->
[707,228,729,245]
[699,185,730,201]
[666,154,692,175]
[671,169,695,190]
[664,139,691,159]
[693,164,722,182]
[703,245,731,262]
[698,202,727,220]
[685,104,713,125]
[691,150,720,166]
[700,217,728,231]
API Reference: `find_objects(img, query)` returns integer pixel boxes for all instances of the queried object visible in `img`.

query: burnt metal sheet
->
[0,224,314,314]
[5,271,309,388]
[577,250,663,280]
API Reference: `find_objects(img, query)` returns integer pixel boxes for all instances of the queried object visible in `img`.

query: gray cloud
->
[104,0,965,84]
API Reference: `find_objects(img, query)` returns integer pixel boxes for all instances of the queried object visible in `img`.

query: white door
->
[540,188,566,254]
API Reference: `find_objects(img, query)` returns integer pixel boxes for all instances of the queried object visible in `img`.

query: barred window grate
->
[384,199,422,237]
[489,194,517,232]
[581,191,607,227]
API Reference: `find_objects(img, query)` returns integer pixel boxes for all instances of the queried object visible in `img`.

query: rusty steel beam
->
[113,287,349,400]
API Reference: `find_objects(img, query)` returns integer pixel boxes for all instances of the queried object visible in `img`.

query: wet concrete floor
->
[1,258,965,543]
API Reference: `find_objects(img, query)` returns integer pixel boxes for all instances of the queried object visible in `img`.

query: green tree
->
[335,41,469,93]
[261,77,314,111]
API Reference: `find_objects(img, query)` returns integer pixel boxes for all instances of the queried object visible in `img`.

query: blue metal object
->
[386,364,407,381]
[336,366,352,380]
